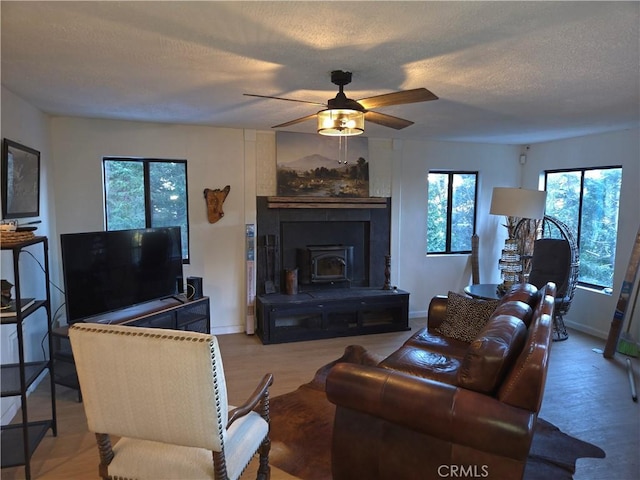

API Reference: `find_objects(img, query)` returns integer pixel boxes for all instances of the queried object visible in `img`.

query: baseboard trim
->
[563,319,608,340]
[213,325,246,336]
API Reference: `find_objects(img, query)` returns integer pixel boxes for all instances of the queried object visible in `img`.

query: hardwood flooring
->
[2,319,638,479]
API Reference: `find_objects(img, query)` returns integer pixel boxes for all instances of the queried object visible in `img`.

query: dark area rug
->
[269,345,605,480]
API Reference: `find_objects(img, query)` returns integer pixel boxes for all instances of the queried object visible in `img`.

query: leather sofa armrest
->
[427,295,448,329]
[326,362,535,459]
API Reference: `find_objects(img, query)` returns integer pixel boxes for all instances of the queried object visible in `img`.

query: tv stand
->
[52,296,210,400]
[169,294,189,304]
[257,288,409,344]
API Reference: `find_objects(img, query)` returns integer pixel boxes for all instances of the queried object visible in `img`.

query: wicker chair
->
[515,215,580,341]
[69,323,273,480]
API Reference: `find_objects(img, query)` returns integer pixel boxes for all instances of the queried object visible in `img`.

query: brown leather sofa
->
[326,282,556,480]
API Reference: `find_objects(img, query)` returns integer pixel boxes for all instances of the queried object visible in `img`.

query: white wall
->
[390,139,521,316]
[521,129,640,340]
[0,87,56,424]
[389,128,640,340]
[50,118,257,335]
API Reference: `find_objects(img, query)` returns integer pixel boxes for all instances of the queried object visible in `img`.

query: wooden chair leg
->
[257,390,271,479]
[213,450,229,480]
[257,437,271,480]
[95,433,114,480]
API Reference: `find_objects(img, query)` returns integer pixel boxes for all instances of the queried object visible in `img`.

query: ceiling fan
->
[244,70,438,135]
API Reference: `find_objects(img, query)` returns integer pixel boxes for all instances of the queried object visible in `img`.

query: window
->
[545,166,622,289]
[103,158,190,262]
[427,171,477,254]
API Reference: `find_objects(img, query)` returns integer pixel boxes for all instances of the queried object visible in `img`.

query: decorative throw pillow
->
[435,292,500,343]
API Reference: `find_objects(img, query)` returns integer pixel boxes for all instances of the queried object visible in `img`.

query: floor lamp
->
[490,187,547,295]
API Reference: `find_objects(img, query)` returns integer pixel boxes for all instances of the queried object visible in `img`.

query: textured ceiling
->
[1,1,638,144]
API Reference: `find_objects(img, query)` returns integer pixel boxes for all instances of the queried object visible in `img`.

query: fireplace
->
[256,196,391,295]
[255,197,408,345]
[298,245,354,285]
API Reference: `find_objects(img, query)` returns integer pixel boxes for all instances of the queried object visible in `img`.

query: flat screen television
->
[61,227,184,323]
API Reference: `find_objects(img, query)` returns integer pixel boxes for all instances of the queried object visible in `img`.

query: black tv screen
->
[61,227,183,323]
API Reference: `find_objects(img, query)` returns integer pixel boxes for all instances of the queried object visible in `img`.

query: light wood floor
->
[2,319,638,480]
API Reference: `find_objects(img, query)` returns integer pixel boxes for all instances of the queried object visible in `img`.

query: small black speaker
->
[186,276,203,300]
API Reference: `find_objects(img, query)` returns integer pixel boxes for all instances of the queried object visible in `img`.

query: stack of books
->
[0,298,36,318]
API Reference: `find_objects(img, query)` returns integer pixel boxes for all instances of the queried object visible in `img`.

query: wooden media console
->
[256,288,409,344]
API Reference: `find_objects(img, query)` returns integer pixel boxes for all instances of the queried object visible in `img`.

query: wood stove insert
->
[298,245,354,285]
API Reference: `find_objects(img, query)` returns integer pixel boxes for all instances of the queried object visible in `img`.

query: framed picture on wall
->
[1,139,41,219]
[276,131,369,197]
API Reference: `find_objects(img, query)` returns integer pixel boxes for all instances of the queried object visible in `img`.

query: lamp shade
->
[490,187,547,219]
[317,109,364,136]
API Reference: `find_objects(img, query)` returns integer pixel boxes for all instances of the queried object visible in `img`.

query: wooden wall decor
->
[203,185,230,224]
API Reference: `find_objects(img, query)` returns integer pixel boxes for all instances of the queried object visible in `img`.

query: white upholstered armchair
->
[69,323,273,480]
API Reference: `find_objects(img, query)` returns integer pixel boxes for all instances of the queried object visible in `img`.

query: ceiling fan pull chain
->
[344,136,348,165]
[336,136,348,165]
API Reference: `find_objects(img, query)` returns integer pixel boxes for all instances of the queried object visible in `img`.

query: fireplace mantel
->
[267,196,388,209]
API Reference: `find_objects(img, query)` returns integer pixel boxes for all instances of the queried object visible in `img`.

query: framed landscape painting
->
[276,132,369,197]
[1,139,40,219]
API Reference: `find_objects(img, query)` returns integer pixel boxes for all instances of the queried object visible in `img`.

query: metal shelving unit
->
[1,236,57,480]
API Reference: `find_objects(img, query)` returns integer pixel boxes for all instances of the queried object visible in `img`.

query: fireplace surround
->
[255,196,408,344]
[256,196,391,294]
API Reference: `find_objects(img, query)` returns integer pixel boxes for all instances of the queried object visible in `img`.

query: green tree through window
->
[545,166,621,289]
[103,158,190,262]
[427,171,477,254]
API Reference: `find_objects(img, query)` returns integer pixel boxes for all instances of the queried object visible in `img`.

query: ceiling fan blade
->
[365,111,414,130]
[272,113,318,129]
[244,93,326,107]
[358,88,438,110]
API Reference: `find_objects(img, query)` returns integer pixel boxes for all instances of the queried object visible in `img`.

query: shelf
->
[0,235,47,251]
[1,362,49,397]
[267,196,388,209]
[0,300,46,324]
[0,421,55,468]
[52,362,80,391]
[53,348,74,361]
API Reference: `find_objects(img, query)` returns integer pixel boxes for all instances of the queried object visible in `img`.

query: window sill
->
[577,284,613,296]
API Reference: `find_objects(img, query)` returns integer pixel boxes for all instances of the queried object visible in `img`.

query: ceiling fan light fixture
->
[317,108,364,136]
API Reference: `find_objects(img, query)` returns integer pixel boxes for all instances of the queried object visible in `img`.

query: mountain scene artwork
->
[276,132,369,198]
